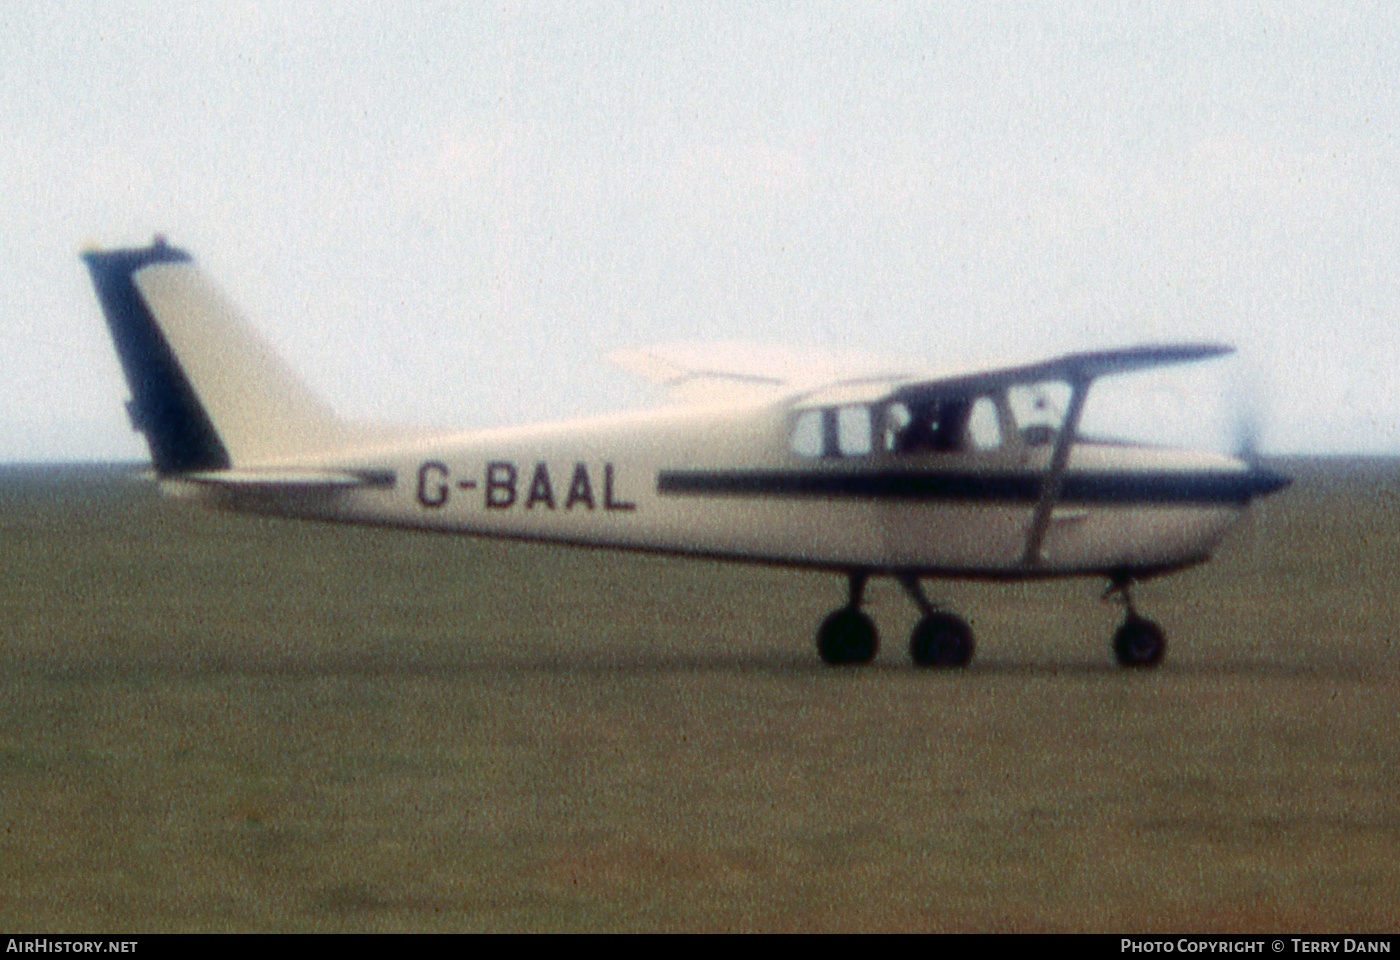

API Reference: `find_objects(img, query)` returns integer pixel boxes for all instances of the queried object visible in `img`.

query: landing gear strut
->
[814,572,1167,669]
[815,571,878,666]
[1105,575,1166,668]
[814,572,976,668]
[899,574,974,668]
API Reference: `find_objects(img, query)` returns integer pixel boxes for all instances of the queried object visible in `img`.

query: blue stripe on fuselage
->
[656,468,1289,505]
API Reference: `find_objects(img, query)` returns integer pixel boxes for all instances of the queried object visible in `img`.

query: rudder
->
[83,238,351,474]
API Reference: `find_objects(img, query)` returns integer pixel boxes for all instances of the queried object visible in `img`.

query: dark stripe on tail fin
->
[82,240,231,474]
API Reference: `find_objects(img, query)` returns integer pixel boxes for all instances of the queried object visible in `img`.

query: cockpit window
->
[1008,382,1071,447]
[966,396,1002,450]
[792,394,1008,459]
[837,406,872,456]
[789,406,874,458]
[886,395,1003,455]
[790,409,824,457]
[888,399,969,454]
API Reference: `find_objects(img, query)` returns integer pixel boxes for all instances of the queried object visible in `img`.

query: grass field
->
[0,458,1397,931]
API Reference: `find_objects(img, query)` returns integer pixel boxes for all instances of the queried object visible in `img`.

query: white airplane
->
[82,238,1289,669]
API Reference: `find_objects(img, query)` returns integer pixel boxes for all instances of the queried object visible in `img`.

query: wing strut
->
[1019,375,1092,568]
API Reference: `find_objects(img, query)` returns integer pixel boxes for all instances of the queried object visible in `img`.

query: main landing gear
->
[1104,575,1166,668]
[900,573,974,668]
[814,571,974,668]
[815,572,879,666]
[814,571,1168,669]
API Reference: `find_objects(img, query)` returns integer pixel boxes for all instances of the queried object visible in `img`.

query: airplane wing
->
[614,341,1233,409]
[609,341,924,405]
[792,343,1234,409]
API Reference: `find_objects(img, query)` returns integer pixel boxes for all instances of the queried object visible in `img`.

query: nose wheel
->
[1105,576,1166,668]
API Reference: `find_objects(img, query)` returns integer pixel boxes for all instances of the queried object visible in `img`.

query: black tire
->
[816,608,879,666]
[909,613,975,668]
[1113,614,1166,668]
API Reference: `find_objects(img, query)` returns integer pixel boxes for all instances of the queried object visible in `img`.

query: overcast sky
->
[2,1,1396,461]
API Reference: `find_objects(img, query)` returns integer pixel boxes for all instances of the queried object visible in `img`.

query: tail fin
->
[83,238,351,474]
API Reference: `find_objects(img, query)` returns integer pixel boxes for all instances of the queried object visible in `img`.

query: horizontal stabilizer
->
[182,468,395,491]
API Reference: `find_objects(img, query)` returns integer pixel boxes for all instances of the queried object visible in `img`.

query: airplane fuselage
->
[170,400,1262,580]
